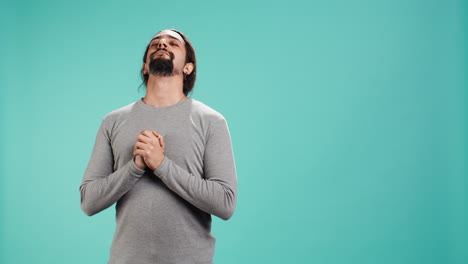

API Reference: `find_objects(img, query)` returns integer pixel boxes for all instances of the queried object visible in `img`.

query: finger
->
[134,148,141,156]
[142,130,158,140]
[151,131,161,138]
[154,134,164,148]
[151,131,164,148]
[142,131,160,147]
[134,140,142,151]
[138,134,155,144]
[134,142,150,155]
[135,141,147,151]
[134,149,148,157]
[133,143,143,156]
[159,135,165,150]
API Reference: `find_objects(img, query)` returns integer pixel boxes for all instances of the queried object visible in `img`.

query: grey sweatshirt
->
[79,97,237,264]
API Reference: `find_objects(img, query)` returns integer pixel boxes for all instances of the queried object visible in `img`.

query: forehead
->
[150,30,184,44]
[151,35,180,43]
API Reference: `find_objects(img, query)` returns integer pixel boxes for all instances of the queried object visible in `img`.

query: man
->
[79,29,238,264]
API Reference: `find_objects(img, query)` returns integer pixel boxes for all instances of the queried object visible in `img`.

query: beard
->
[148,56,174,76]
[147,51,183,77]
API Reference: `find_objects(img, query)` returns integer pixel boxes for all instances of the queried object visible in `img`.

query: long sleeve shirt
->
[79,97,238,264]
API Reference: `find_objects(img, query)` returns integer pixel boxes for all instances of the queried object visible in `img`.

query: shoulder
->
[190,98,226,123]
[101,101,136,128]
[190,99,231,138]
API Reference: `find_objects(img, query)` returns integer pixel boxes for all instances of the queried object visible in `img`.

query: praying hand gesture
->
[133,130,165,171]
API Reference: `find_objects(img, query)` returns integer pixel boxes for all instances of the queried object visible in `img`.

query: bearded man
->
[79,29,238,264]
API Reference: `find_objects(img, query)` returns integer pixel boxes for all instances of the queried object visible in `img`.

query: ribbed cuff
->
[129,157,146,177]
[153,156,169,178]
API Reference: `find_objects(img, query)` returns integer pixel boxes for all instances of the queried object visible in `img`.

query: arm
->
[79,116,146,216]
[153,117,238,220]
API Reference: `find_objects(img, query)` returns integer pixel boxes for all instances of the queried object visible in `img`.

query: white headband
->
[151,30,185,46]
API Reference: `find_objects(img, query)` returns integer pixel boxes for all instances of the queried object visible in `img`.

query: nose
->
[157,39,168,49]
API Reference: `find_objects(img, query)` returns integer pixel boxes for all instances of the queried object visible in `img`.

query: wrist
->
[134,156,146,170]
[155,155,165,170]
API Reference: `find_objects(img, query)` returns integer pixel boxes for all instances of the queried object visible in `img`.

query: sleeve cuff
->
[129,157,146,177]
[153,156,169,178]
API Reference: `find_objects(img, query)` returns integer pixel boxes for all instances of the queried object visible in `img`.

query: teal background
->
[1,0,467,263]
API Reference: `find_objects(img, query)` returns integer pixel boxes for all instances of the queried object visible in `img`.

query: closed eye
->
[150,41,179,47]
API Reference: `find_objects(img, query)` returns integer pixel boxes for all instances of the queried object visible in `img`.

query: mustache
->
[151,49,174,60]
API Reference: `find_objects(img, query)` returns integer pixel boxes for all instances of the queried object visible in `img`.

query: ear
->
[143,63,147,74]
[183,62,194,75]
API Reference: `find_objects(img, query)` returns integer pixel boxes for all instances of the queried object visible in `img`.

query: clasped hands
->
[133,130,166,171]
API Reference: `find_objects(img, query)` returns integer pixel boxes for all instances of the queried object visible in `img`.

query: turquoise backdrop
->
[1,0,467,263]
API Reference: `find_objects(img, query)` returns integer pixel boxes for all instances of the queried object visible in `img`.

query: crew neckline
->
[136,97,192,111]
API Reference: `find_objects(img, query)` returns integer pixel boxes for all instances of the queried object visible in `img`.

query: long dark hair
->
[138,29,197,96]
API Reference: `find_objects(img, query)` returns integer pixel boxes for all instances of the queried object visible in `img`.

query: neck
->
[144,74,187,107]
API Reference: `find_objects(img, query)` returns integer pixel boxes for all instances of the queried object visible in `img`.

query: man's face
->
[145,34,186,77]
